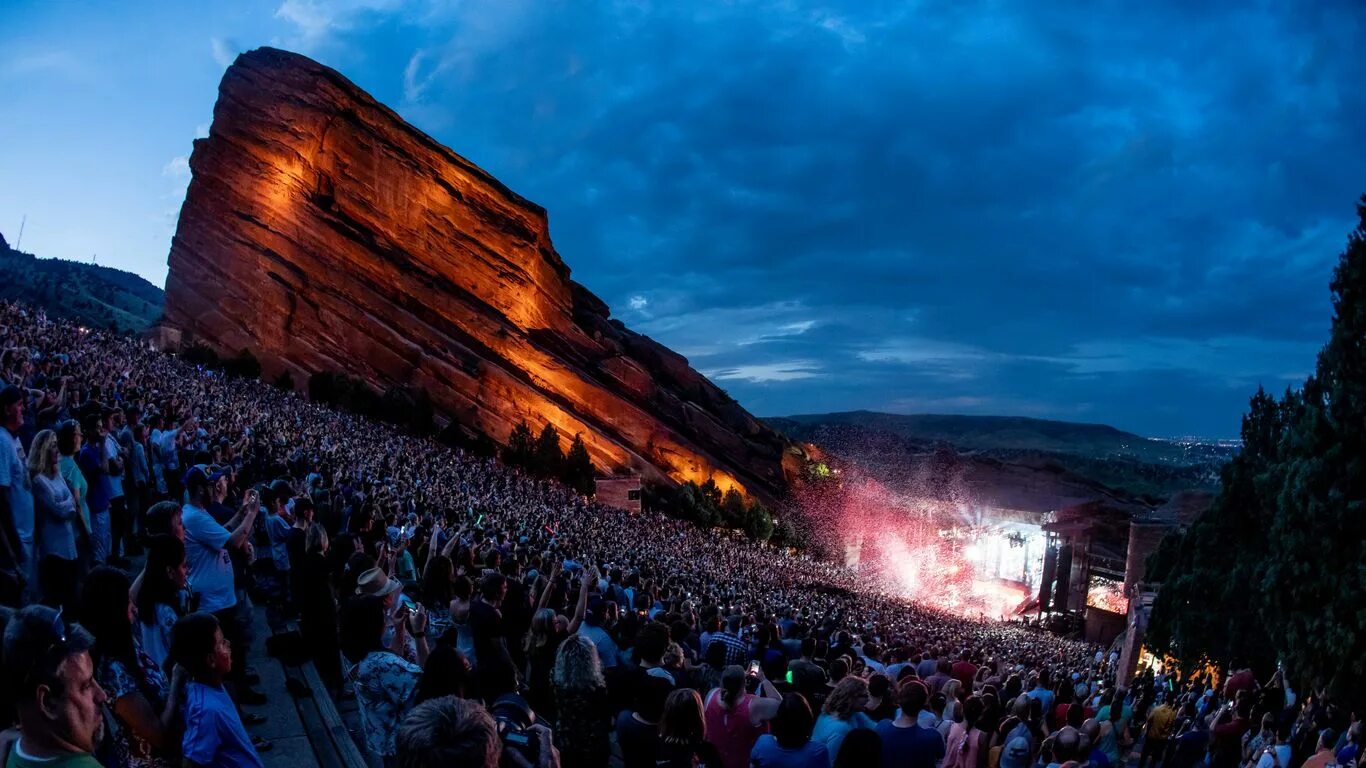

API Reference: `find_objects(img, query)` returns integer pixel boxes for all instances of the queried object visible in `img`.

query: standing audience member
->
[551,634,612,768]
[0,387,34,603]
[617,675,673,768]
[134,535,189,671]
[341,594,426,767]
[703,664,782,768]
[56,420,89,575]
[181,467,262,705]
[813,676,876,766]
[875,679,946,768]
[75,413,112,566]
[657,688,724,767]
[750,693,830,768]
[29,429,79,612]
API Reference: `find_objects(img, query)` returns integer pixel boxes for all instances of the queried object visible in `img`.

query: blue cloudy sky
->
[2,1,1364,437]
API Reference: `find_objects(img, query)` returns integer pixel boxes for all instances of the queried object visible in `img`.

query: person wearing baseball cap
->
[182,464,264,706]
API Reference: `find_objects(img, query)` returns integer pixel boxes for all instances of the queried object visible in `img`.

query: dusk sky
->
[2,1,1364,438]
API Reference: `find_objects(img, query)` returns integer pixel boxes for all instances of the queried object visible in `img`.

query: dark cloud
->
[291,0,1366,436]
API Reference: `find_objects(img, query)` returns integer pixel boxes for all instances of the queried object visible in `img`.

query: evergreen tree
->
[1148,195,1366,697]
[533,423,564,478]
[561,433,596,496]
[503,420,536,469]
[720,488,746,528]
[771,517,800,549]
[742,501,774,542]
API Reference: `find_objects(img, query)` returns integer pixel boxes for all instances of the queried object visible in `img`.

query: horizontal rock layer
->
[164,47,793,501]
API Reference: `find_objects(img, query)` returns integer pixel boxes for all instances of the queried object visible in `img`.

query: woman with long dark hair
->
[82,566,185,767]
[413,642,472,704]
[750,693,830,767]
[340,594,424,767]
[657,688,723,767]
[419,552,455,640]
[135,534,189,671]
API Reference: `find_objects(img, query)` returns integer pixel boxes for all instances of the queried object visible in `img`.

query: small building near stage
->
[596,476,642,513]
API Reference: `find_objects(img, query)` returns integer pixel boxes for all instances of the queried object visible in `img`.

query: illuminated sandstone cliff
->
[163,47,794,500]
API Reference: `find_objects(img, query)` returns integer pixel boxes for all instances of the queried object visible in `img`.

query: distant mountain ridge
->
[768,411,1232,500]
[771,411,1174,459]
[0,232,164,333]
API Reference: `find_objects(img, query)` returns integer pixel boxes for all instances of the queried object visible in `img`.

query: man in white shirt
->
[101,409,127,564]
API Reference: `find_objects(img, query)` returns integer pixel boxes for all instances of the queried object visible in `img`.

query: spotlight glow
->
[799,475,1044,620]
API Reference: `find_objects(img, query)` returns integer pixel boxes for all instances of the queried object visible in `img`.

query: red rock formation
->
[164,47,793,501]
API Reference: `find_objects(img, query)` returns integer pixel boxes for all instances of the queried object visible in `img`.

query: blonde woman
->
[552,634,611,767]
[29,428,79,611]
[525,607,566,720]
[812,676,875,766]
[299,520,342,690]
[943,678,964,723]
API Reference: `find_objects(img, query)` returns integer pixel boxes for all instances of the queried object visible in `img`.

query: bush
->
[180,342,221,368]
[308,371,380,417]
[223,349,261,380]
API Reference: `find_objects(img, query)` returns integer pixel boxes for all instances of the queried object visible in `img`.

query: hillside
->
[769,411,1232,500]
[0,232,164,333]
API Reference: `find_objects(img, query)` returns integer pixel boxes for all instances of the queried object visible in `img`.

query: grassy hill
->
[0,232,164,333]
[769,411,1233,500]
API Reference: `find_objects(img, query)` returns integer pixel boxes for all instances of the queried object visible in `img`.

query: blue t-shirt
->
[750,734,830,768]
[577,623,620,668]
[76,443,112,513]
[0,428,34,563]
[875,720,946,768]
[182,681,263,768]
[182,503,236,613]
[265,514,292,571]
[1028,686,1056,712]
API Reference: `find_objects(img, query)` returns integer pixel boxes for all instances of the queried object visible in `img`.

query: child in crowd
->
[170,612,264,768]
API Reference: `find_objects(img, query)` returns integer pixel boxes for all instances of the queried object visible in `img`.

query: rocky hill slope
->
[161,47,797,501]
[0,233,163,333]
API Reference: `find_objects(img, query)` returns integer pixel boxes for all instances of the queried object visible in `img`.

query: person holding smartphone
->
[703,663,783,768]
[181,465,265,706]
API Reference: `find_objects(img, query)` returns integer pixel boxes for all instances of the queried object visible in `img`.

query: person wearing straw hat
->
[355,566,429,666]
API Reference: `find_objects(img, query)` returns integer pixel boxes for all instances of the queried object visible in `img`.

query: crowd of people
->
[0,300,1356,768]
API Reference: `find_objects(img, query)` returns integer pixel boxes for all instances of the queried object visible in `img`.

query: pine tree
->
[720,489,746,528]
[1148,195,1366,696]
[533,423,564,478]
[1261,195,1366,697]
[742,501,774,542]
[503,420,536,470]
[561,433,596,496]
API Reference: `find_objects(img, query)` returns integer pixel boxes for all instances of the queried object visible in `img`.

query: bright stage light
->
[814,478,1046,620]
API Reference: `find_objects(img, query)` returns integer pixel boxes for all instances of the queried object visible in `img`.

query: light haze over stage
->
[825,478,1047,619]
